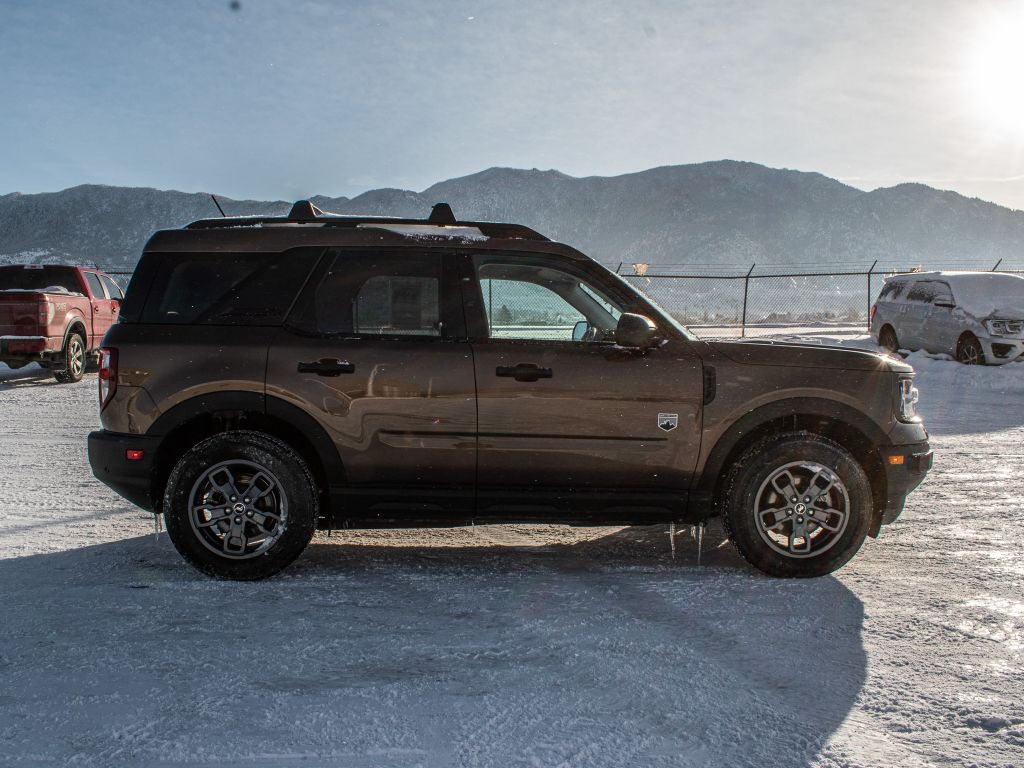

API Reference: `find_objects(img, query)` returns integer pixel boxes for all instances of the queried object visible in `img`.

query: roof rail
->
[184,201,549,241]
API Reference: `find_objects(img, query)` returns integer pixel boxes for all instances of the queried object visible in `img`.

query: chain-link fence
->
[617,260,1024,339]
[96,260,1024,341]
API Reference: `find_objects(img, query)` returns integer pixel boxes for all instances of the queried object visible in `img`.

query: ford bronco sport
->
[88,202,932,580]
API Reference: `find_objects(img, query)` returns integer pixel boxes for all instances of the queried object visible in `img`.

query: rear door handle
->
[495,363,553,382]
[297,359,355,376]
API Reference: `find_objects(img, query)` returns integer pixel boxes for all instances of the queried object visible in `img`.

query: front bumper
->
[88,430,161,512]
[877,440,932,528]
[979,336,1024,364]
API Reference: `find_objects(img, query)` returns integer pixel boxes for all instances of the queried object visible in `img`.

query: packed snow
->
[0,339,1022,767]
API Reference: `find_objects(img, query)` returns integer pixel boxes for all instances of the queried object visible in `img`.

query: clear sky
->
[3,0,1024,209]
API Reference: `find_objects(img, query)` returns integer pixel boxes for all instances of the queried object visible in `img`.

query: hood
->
[706,339,913,373]
[988,305,1024,320]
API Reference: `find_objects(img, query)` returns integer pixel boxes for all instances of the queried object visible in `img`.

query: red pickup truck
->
[0,265,123,383]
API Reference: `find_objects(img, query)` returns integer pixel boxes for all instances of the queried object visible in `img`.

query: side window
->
[83,272,105,299]
[906,281,939,303]
[293,251,442,337]
[879,281,907,301]
[932,282,954,305]
[140,250,320,325]
[99,274,124,301]
[473,256,625,342]
[481,278,585,340]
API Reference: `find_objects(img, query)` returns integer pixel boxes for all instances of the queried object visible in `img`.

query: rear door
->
[267,248,477,518]
[464,252,704,520]
[920,280,959,354]
[900,280,940,349]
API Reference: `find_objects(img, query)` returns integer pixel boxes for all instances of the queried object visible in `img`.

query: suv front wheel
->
[163,431,318,579]
[723,432,871,578]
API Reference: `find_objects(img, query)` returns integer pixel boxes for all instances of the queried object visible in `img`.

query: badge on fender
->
[658,413,678,431]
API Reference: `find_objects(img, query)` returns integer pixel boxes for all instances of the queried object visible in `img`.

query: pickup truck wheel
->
[723,433,871,578]
[53,332,85,383]
[163,431,317,580]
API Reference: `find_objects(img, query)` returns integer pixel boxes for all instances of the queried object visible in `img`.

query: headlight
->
[985,319,1024,336]
[898,377,920,422]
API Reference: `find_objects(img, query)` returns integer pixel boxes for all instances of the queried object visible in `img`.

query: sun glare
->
[964,9,1024,133]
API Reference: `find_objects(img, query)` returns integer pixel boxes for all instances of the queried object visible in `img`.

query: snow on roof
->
[356,223,488,241]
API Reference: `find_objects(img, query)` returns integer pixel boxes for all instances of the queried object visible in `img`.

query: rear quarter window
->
[138,250,320,325]
[878,280,908,301]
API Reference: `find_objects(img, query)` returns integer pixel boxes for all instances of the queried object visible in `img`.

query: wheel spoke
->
[192,505,231,527]
[760,506,790,531]
[771,470,800,503]
[811,508,845,532]
[207,467,241,501]
[788,523,811,553]
[223,522,247,554]
[243,471,277,502]
[806,469,836,498]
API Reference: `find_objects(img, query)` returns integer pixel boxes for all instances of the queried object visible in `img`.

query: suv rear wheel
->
[163,431,318,580]
[878,325,899,354]
[723,432,871,577]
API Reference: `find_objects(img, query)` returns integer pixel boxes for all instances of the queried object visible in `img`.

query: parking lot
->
[1,356,1022,767]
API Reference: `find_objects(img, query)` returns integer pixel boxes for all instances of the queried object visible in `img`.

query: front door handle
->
[297,359,355,376]
[496,363,553,382]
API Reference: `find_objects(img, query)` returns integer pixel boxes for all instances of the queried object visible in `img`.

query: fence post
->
[741,263,756,338]
[992,258,1003,272]
[866,259,878,332]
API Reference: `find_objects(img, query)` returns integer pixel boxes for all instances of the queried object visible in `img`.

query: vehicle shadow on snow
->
[0,525,866,767]
[0,363,56,387]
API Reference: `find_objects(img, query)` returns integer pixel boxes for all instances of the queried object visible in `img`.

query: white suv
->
[871,271,1024,365]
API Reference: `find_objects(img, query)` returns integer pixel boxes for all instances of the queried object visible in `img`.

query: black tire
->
[956,334,984,365]
[163,431,318,580]
[722,432,872,578]
[53,331,86,383]
[878,325,899,354]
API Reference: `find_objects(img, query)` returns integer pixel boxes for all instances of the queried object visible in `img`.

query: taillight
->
[38,299,55,325]
[869,304,877,323]
[99,347,118,410]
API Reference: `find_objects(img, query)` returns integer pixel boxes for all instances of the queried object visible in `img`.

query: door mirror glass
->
[615,313,660,349]
[572,320,591,341]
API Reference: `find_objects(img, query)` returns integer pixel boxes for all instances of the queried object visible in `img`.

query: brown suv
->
[88,202,932,579]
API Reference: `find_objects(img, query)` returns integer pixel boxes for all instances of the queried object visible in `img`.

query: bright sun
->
[964,10,1024,132]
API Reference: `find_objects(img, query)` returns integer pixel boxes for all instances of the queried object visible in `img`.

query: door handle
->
[495,363,553,382]
[297,359,355,376]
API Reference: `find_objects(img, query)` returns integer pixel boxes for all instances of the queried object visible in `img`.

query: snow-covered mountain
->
[3,161,1024,270]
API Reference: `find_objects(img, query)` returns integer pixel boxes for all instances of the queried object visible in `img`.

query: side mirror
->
[615,313,660,349]
[572,320,590,341]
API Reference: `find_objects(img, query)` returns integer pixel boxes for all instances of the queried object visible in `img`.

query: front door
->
[82,271,116,347]
[267,249,477,519]
[463,252,704,520]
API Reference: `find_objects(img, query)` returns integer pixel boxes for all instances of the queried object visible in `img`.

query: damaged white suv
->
[871,271,1024,365]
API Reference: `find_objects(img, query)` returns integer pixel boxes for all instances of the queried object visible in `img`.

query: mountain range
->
[2,160,1023,273]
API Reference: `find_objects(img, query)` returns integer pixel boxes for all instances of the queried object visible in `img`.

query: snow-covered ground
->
[1,343,1022,767]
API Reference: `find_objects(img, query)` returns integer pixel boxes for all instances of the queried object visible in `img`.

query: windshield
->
[0,266,83,293]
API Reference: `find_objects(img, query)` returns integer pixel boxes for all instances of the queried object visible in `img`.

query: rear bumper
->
[88,430,161,512]
[878,440,932,526]
[0,335,54,360]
